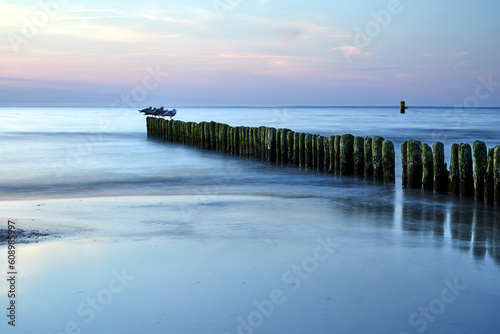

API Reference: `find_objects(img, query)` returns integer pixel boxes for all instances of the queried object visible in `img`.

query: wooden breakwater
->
[146,117,500,204]
[401,140,500,204]
[146,117,396,182]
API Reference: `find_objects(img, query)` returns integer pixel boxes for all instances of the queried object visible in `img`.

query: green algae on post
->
[382,140,395,183]
[432,142,448,193]
[354,136,364,176]
[473,141,487,201]
[459,143,474,197]
[448,144,459,195]
[407,139,422,189]
[372,136,385,180]
[340,134,354,175]
[365,137,374,178]
[422,143,434,190]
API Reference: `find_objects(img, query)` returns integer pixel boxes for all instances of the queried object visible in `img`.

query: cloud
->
[394,73,410,79]
[329,45,372,57]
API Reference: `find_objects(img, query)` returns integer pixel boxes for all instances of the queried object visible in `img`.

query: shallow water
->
[0,107,499,333]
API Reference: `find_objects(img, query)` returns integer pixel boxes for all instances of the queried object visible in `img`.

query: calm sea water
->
[0,106,499,334]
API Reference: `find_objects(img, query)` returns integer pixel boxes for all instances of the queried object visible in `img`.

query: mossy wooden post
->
[298,133,306,168]
[364,137,373,179]
[293,132,300,166]
[401,141,408,187]
[354,136,364,176]
[208,121,216,150]
[234,127,241,156]
[251,127,258,160]
[275,129,282,165]
[473,141,487,201]
[372,136,385,180]
[328,136,335,174]
[407,139,422,189]
[432,142,448,193]
[228,127,234,155]
[459,143,474,197]
[222,124,229,153]
[448,144,460,195]
[340,134,354,175]
[323,137,330,173]
[266,127,277,163]
[382,140,395,183]
[206,122,213,150]
[316,135,325,171]
[485,148,494,203]
[311,135,317,169]
[260,126,267,161]
[281,129,291,165]
[494,146,500,204]
[305,134,313,169]
[422,143,434,190]
[334,135,341,174]
[287,131,295,166]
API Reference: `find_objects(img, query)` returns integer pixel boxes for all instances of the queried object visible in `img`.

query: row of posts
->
[402,140,500,204]
[146,118,396,182]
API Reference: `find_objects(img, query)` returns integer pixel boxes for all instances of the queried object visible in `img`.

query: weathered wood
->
[432,142,448,193]
[340,134,354,175]
[305,134,313,169]
[382,140,395,182]
[407,139,422,189]
[287,131,295,166]
[316,135,325,172]
[323,137,330,173]
[334,135,341,174]
[298,133,306,168]
[365,137,373,178]
[422,143,434,190]
[494,146,500,204]
[354,136,364,176]
[401,141,408,188]
[473,141,487,201]
[293,132,300,166]
[459,143,474,197]
[266,127,277,163]
[485,148,494,203]
[448,144,459,195]
[328,136,335,174]
[372,136,385,180]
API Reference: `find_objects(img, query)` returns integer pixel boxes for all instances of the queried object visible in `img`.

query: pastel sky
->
[0,0,499,107]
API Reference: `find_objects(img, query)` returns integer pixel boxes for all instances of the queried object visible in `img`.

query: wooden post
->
[334,135,341,174]
[266,127,277,163]
[422,143,434,190]
[407,139,422,188]
[299,133,306,168]
[401,141,408,188]
[323,137,330,174]
[340,134,354,175]
[473,141,487,201]
[354,136,364,176]
[316,135,325,171]
[372,136,385,180]
[382,139,395,182]
[494,146,500,204]
[485,148,494,203]
[364,137,373,178]
[287,131,295,166]
[448,144,459,195]
[400,101,407,113]
[328,136,335,174]
[432,142,448,193]
[293,132,300,166]
[281,129,291,165]
[305,134,313,169]
[459,143,474,197]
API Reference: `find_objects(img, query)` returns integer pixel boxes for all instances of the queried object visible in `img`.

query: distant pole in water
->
[400,101,408,113]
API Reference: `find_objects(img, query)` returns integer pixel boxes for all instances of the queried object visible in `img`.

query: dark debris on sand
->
[0,228,56,245]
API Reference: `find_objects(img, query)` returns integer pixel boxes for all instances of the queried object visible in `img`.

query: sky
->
[0,0,499,107]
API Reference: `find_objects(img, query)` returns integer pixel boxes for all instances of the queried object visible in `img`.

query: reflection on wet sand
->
[400,190,500,265]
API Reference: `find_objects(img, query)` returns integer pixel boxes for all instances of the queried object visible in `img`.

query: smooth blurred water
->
[0,107,499,334]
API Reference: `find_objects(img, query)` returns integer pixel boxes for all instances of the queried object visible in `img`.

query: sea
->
[0,106,499,334]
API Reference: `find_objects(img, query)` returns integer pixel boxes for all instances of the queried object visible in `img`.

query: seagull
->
[138,107,178,119]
